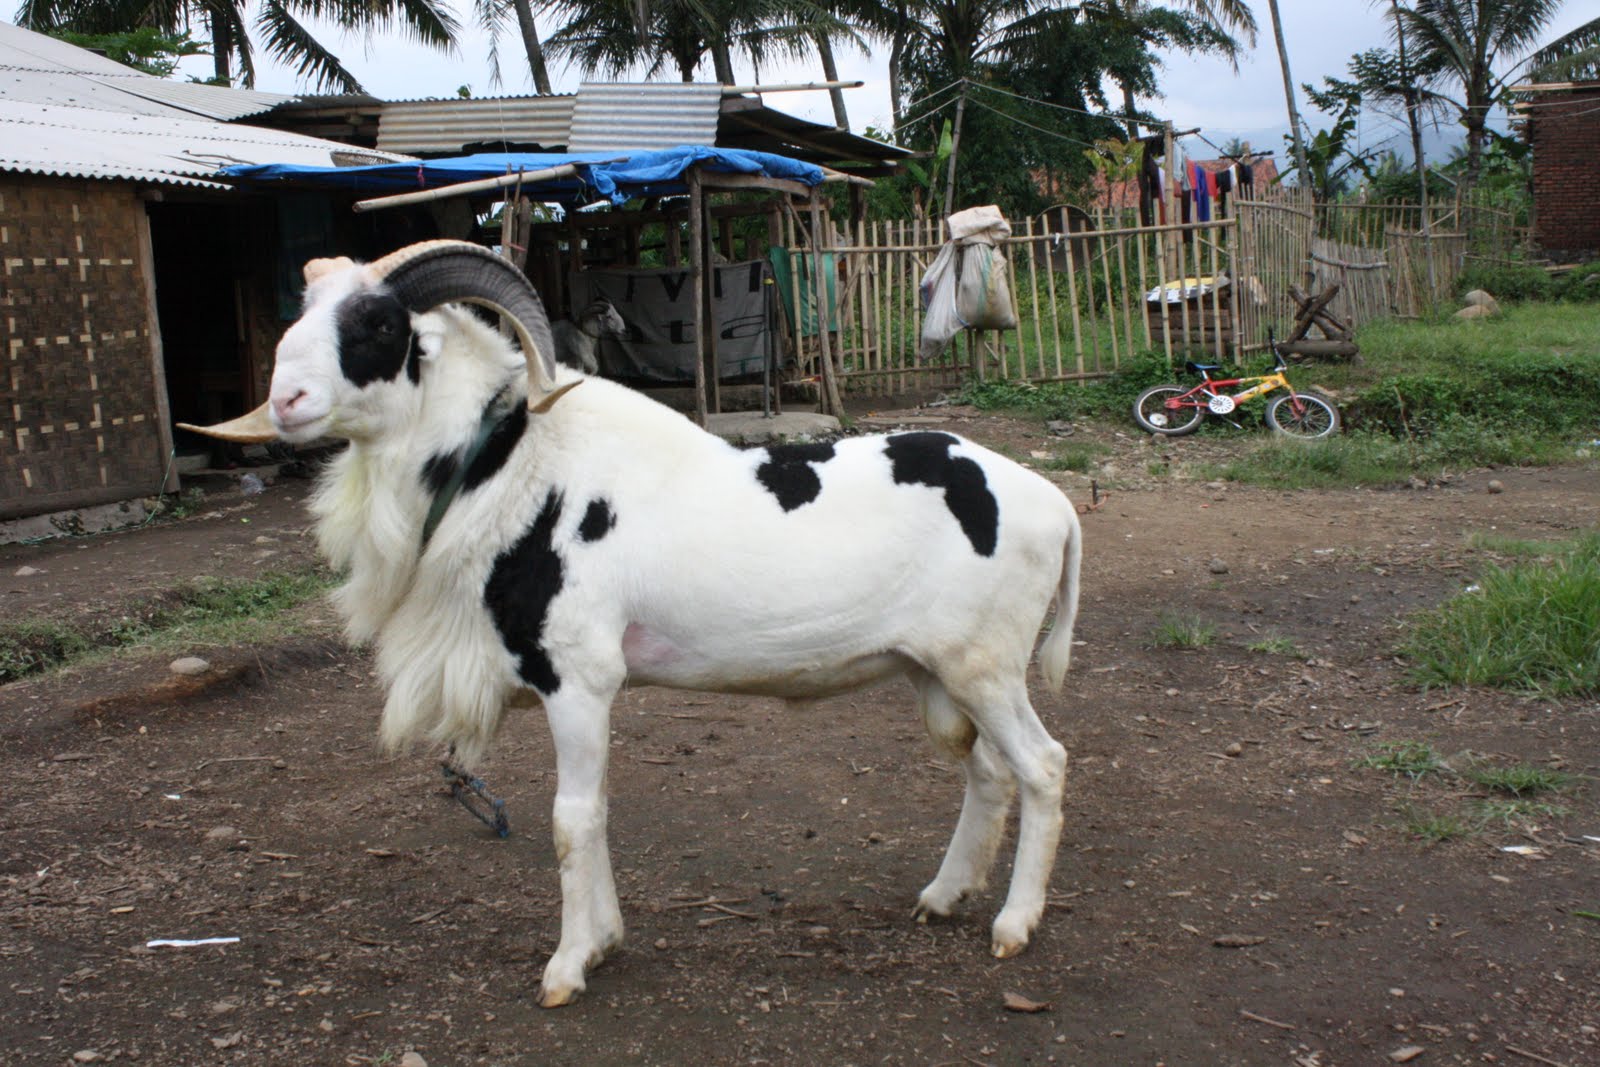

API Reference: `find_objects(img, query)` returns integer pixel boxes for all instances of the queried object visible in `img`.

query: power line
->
[962,95,1109,152]
[961,79,1168,130]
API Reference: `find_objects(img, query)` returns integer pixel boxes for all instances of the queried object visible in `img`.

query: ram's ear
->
[304,256,356,284]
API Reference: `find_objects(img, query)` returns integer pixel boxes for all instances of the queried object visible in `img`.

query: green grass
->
[1038,441,1109,473]
[1356,740,1448,780]
[0,568,334,684]
[1472,797,1571,827]
[1461,763,1574,796]
[1148,613,1217,650]
[1397,806,1473,844]
[1402,532,1600,694]
[1247,634,1301,656]
[1465,532,1567,558]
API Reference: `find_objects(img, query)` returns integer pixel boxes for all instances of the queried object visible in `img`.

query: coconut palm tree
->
[16,0,458,91]
[1398,0,1600,184]
[545,0,852,85]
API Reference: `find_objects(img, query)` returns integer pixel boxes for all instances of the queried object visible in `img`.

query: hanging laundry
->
[1137,139,1162,227]
[1215,167,1234,216]
[1191,161,1211,222]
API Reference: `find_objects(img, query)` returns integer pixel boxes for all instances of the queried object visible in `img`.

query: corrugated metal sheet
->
[0,99,411,188]
[0,21,294,120]
[568,82,723,152]
[85,76,291,121]
[376,95,577,153]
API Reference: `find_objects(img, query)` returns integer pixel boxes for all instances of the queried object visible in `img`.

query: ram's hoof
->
[990,912,1033,958]
[538,984,581,1009]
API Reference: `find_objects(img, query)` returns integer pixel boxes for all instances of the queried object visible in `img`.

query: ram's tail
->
[1037,512,1081,693]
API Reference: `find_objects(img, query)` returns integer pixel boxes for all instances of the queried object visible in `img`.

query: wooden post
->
[688,167,708,426]
[135,200,179,494]
[1163,121,1179,279]
[808,193,844,415]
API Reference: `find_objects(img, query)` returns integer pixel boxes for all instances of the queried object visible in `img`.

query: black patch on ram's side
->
[335,291,416,387]
[578,499,615,543]
[420,400,528,498]
[884,432,999,557]
[484,490,565,695]
[755,442,836,512]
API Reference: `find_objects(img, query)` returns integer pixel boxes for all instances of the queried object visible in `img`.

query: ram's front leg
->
[539,685,624,1008]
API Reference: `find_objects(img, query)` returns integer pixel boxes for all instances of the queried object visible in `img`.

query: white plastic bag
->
[919,205,1018,360]
[918,243,961,361]
[956,243,1018,330]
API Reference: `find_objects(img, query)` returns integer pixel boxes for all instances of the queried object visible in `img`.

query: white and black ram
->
[187,240,1083,1009]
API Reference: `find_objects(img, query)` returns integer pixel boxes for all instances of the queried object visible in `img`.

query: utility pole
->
[942,82,969,218]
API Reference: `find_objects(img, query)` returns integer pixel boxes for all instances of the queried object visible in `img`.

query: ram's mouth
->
[177,402,278,444]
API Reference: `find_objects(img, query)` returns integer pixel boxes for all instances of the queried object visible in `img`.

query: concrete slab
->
[705,411,842,445]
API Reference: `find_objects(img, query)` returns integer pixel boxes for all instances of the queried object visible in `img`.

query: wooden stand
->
[1275,282,1361,362]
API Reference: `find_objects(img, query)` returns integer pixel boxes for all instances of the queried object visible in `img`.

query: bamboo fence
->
[778,190,1524,395]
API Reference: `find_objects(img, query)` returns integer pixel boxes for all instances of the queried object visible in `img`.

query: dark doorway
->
[147,200,272,447]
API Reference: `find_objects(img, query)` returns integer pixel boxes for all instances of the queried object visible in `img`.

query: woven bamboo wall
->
[1,175,168,520]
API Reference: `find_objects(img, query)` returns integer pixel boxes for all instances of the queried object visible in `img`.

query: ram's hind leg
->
[539,684,625,1008]
[913,674,1017,922]
[962,678,1067,959]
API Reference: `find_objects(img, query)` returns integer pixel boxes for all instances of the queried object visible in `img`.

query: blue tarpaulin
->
[219,146,826,204]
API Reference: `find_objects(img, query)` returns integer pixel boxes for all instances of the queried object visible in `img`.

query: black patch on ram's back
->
[755,442,837,512]
[884,432,999,557]
[335,291,416,387]
[578,498,615,542]
[484,490,565,695]
[420,400,528,498]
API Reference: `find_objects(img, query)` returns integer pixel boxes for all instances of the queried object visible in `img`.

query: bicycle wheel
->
[1133,385,1205,436]
[1266,390,1341,439]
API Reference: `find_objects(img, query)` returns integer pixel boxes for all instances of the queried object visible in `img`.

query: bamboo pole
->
[808,195,843,415]
[688,168,708,426]
[1023,215,1046,379]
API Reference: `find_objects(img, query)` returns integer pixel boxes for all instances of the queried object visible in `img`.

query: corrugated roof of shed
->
[0,99,410,188]
[568,82,723,152]
[376,94,578,153]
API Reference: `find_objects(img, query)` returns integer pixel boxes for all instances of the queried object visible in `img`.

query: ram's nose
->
[272,389,311,424]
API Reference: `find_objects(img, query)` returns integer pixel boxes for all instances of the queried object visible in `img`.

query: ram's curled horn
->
[368,239,560,399]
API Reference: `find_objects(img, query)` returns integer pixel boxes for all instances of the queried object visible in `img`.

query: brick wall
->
[1530,88,1600,261]
[1,175,169,519]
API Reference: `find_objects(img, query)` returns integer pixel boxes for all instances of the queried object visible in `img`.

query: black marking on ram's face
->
[335,291,417,387]
[755,442,837,512]
[421,400,528,498]
[484,490,565,695]
[884,432,999,557]
[578,499,615,543]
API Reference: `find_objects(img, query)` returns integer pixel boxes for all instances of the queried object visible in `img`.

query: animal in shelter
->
[551,298,626,374]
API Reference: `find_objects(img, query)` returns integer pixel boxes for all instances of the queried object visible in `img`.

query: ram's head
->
[181,240,558,444]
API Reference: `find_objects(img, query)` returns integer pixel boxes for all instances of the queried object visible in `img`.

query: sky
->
[178,2,1597,167]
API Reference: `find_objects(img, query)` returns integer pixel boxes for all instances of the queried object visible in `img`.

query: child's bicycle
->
[1131,345,1341,439]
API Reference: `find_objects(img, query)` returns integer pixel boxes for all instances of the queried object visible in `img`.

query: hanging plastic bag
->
[918,243,962,361]
[956,243,1018,330]
[919,205,1018,360]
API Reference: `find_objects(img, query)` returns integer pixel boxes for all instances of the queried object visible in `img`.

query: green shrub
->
[1555,261,1600,303]
[1456,262,1553,302]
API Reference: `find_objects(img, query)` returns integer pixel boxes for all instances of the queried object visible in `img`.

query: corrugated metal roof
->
[0,99,410,188]
[0,20,293,120]
[376,94,577,153]
[568,82,723,152]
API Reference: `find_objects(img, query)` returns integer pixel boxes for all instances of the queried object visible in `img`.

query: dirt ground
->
[3,409,1598,1067]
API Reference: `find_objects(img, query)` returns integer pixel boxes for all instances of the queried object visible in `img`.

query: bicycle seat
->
[1185,361,1223,376]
